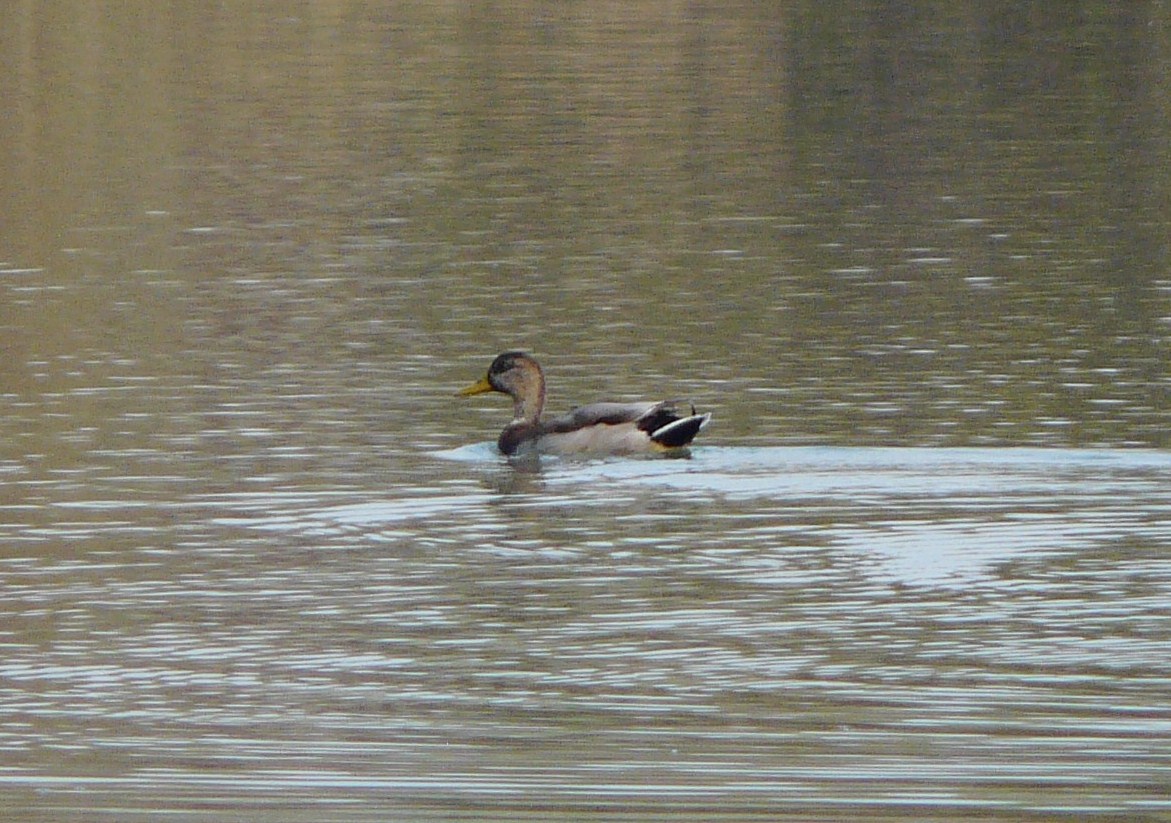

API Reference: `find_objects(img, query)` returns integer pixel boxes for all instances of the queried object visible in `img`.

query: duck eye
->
[490,353,519,374]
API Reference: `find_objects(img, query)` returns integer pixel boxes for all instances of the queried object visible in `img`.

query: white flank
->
[537,423,656,455]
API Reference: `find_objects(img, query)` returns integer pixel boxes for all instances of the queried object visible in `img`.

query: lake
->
[1,3,1169,821]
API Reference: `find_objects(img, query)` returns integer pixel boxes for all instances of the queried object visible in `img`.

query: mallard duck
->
[457,351,711,456]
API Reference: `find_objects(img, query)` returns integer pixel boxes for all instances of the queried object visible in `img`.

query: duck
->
[457,351,711,457]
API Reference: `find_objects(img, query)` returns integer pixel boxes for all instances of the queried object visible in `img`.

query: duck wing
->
[547,401,660,431]
[541,400,711,452]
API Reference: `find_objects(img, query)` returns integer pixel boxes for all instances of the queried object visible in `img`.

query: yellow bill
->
[456,376,494,397]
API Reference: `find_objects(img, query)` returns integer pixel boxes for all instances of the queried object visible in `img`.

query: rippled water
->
[2,441,1170,820]
[4,3,1171,821]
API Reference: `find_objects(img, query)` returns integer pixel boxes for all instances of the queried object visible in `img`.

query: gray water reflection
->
[3,446,1170,820]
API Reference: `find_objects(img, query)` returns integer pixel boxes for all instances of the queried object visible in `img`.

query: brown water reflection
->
[2,2,1171,821]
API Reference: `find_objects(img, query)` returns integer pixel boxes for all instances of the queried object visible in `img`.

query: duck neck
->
[508,359,546,424]
[512,382,544,424]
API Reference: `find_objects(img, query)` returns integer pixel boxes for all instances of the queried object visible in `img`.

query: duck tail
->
[649,412,712,448]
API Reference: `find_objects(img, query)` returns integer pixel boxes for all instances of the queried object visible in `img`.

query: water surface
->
[2,2,1170,821]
